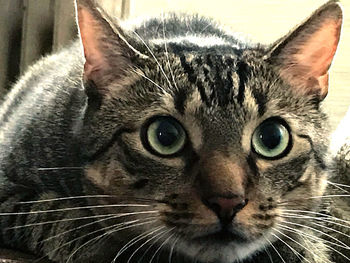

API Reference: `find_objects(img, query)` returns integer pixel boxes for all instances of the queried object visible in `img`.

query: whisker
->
[271,229,313,263]
[149,230,176,263]
[132,31,174,89]
[39,210,159,243]
[131,68,167,93]
[17,195,116,204]
[112,225,166,261]
[65,218,158,263]
[137,228,173,263]
[327,180,350,189]
[168,234,180,263]
[280,221,350,249]
[6,213,115,229]
[161,12,178,91]
[264,247,274,263]
[38,217,157,263]
[277,223,350,250]
[327,181,350,193]
[281,209,350,225]
[0,203,151,216]
[280,213,350,231]
[37,167,84,171]
[125,228,170,263]
[277,223,350,262]
[263,236,279,263]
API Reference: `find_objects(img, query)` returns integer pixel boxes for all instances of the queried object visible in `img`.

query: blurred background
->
[0,0,349,131]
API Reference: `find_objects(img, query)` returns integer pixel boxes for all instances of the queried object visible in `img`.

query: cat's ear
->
[75,0,144,90]
[265,0,342,100]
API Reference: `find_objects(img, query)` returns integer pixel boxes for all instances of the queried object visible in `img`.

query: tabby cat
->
[0,0,349,262]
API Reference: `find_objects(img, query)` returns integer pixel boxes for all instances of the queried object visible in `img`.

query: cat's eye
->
[251,118,291,159]
[142,117,186,157]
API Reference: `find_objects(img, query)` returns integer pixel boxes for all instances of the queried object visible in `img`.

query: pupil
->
[156,121,179,146]
[259,123,282,150]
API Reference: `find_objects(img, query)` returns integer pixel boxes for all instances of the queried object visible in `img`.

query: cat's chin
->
[176,231,268,263]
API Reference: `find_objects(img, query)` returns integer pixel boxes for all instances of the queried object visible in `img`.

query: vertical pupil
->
[156,121,179,146]
[259,123,282,149]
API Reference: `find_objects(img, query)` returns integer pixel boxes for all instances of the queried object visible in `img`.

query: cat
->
[0,0,348,262]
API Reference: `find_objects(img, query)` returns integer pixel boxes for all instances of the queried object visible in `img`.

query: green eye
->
[251,118,291,159]
[143,117,186,157]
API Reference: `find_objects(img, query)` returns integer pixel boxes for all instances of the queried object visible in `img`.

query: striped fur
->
[0,1,347,262]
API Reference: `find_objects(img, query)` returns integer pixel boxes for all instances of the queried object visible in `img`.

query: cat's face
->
[76,0,342,262]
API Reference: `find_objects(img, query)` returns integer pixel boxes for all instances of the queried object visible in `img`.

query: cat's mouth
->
[193,226,247,244]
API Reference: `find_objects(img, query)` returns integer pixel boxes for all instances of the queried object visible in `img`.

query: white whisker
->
[0,204,151,216]
[263,237,278,263]
[18,195,115,204]
[277,223,350,250]
[132,31,173,89]
[65,218,157,263]
[37,167,83,171]
[271,229,313,263]
[161,12,178,91]
[281,220,350,249]
[168,234,179,263]
[40,210,159,243]
[112,226,165,262]
[126,228,170,263]
[149,229,176,263]
[131,68,167,93]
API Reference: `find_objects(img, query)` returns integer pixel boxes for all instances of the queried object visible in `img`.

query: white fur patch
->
[151,35,238,48]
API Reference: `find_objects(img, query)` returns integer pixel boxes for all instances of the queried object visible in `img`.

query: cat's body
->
[0,1,349,262]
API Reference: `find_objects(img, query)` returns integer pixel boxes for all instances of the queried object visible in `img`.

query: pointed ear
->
[76,0,143,91]
[266,0,342,100]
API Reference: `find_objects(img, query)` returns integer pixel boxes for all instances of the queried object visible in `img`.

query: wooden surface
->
[130,0,350,131]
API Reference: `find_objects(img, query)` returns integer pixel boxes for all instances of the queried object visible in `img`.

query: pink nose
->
[204,196,247,225]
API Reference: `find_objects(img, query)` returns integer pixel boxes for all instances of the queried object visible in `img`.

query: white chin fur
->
[174,236,268,263]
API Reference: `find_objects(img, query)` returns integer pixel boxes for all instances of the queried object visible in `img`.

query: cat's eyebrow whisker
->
[0,203,151,216]
[17,195,116,204]
[132,31,174,90]
[39,210,159,243]
[131,68,167,93]
[113,225,166,260]
[270,232,306,263]
[38,217,158,263]
[263,235,286,263]
[277,224,350,261]
[281,220,350,249]
[277,223,350,250]
[149,229,176,263]
[161,12,179,91]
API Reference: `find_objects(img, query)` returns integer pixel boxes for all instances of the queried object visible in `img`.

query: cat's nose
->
[204,196,248,224]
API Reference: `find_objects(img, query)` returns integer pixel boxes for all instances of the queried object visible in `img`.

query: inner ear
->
[266,1,342,100]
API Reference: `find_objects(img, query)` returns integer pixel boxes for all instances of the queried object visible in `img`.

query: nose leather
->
[205,196,247,224]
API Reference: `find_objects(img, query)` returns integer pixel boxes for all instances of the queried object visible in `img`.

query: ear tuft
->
[266,0,342,100]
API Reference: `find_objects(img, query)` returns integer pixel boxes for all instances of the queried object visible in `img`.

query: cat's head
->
[76,0,342,262]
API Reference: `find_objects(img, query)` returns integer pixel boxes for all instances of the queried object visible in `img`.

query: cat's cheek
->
[235,200,278,238]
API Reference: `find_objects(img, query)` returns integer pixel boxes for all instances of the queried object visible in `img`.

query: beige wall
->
[130,0,350,131]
